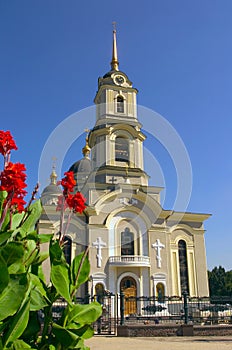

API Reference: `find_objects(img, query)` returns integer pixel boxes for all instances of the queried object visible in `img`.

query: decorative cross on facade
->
[109,176,117,184]
[92,237,107,268]
[152,239,165,268]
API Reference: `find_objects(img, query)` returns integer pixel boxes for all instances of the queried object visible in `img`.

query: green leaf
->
[29,273,47,297]
[50,240,65,264]
[67,324,94,340]
[0,319,9,334]
[27,232,53,245]
[37,234,54,244]
[8,261,26,274]
[0,274,29,321]
[0,231,12,246]
[4,298,30,347]
[68,302,102,325]
[0,210,10,232]
[34,264,46,284]
[71,252,90,290]
[11,212,25,230]
[30,288,48,311]
[23,240,38,267]
[0,242,24,266]
[29,273,49,311]
[20,201,42,234]
[0,191,7,216]
[0,254,9,293]
[51,262,72,305]
[73,338,89,350]
[10,339,32,349]
[21,311,41,344]
[52,323,79,348]
[0,191,7,201]
[33,251,49,265]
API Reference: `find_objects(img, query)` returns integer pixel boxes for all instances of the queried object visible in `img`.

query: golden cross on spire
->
[84,128,90,142]
[52,156,57,170]
[111,21,119,71]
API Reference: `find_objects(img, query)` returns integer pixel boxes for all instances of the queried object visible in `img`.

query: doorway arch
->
[120,276,137,315]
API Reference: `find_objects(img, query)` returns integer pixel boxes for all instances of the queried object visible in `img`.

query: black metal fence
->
[120,294,232,326]
[50,294,232,336]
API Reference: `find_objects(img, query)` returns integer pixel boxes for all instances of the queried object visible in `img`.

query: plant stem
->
[0,198,10,230]
[40,304,52,348]
[25,183,39,211]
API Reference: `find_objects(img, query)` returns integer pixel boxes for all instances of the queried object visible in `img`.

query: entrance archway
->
[120,276,137,315]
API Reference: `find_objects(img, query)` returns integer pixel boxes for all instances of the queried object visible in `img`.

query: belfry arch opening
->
[115,136,129,162]
[116,95,124,113]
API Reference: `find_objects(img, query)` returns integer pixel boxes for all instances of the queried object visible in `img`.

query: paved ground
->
[86,336,232,350]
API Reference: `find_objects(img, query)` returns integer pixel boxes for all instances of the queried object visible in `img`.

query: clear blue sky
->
[0,0,232,270]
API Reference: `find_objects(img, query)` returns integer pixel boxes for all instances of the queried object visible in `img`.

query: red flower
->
[11,196,27,213]
[0,130,18,157]
[66,192,86,213]
[60,171,76,195]
[56,171,86,214]
[0,162,27,212]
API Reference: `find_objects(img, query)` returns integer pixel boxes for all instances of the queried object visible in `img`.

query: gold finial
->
[50,157,58,185]
[82,128,91,158]
[111,22,119,71]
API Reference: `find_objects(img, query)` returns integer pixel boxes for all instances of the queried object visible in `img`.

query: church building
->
[39,29,210,307]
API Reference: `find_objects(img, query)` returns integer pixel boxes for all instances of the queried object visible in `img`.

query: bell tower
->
[89,27,149,186]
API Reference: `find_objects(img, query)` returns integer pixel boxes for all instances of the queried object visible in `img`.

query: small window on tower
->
[117,96,124,113]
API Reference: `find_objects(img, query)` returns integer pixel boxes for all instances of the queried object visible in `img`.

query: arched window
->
[178,240,189,294]
[121,227,134,255]
[95,283,105,304]
[115,137,129,162]
[116,96,124,113]
[156,283,165,303]
[63,236,72,265]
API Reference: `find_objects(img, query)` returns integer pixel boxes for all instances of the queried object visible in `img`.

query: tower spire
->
[50,157,57,185]
[111,22,119,71]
